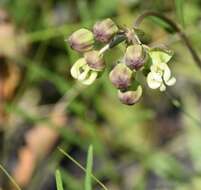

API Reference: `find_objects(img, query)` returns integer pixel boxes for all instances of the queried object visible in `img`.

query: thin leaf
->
[55,169,64,190]
[0,164,22,190]
[58,147,108,190]
[85,145,93,190]
[175,0,185,27]
[150,17,174,33]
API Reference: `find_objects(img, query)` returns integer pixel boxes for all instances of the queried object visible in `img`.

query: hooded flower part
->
[93,18,118,43]
[149,48,173,65]
[118,85,142,105]
[109,63,133,90]
[147,49,176,91]
[68,28,94,52]
[70,58,98,85]
[125,44,146,70]
[84,50,105,71]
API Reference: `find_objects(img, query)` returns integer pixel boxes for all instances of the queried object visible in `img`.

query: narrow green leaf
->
[55,169,64,190]
[175,0,185,27]
[150,17,174,33]
[0,164,22,190]
[58,147,108,190]
[85,145,93,190]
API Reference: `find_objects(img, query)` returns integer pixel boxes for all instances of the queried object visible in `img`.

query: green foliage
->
[1,1,201,190]
[55,170,64,190]
[85,145,93,190]
[175,0,185,27]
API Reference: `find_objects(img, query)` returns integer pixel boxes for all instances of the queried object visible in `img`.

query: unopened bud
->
[93,18,118,43]
[125,45,146,70]
[84,50,105,71]
[109,63,133,90]
[68,28,94,52]
[118,85,142,105]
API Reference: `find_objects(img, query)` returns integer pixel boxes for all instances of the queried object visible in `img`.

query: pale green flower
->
[149,49,173,65]
[70,58,98,85]
[147,49,176,91]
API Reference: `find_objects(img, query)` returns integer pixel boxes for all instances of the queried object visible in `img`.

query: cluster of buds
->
[67,18,176,105]
[68,18,118,85]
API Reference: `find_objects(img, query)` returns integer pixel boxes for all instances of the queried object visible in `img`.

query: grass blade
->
[0,164,22,190]
[85,145,93,190]
[175,0,185,27]
[55,169,64,190]
[58,147,108,190]
[150,17,174,33]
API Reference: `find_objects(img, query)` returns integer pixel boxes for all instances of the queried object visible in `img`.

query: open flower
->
[70,58,98,85]
[118,85,142,105]
[147,63,176,91]
[147,49,176,91]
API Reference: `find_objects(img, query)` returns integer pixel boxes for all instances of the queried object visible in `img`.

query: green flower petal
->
[166,77,176,86]
[70,58,87,79]
[149,49,173,65]
[81,71,98,85]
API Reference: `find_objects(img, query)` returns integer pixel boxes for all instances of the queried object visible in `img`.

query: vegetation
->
[0,0,201,189]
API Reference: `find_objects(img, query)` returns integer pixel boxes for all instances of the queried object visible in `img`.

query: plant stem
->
[58,147,109,190]
[134,11,201,69]
[0,164,22,190]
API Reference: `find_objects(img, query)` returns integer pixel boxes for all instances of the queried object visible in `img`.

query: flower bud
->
[68,28,94,52]
[118,85,142,105]
[84,50,105,71]
[125,45,146,70]
[109,63,133,90]
[93,18,118,43]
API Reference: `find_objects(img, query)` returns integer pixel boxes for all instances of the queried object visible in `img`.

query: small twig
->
[134,11,201,69]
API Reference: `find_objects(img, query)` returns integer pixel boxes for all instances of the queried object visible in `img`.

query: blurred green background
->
[0,0,201,189]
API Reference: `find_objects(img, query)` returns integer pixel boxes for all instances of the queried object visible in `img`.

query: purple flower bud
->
[125,45,146,70]
[118,85,142,105]
[109,63,133,90]
[84,50,105,71]
[93,18,118,43]
[68,28,94,52]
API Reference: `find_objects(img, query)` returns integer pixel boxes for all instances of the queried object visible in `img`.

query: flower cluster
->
[69,18,118,85]
[67,18,176,105]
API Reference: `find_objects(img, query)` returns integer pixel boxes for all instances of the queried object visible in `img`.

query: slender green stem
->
[58,147,109,190]
[0,164,22,190]
[134,11,201,69]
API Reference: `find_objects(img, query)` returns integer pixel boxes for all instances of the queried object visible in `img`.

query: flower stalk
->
[133,11,201,69]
